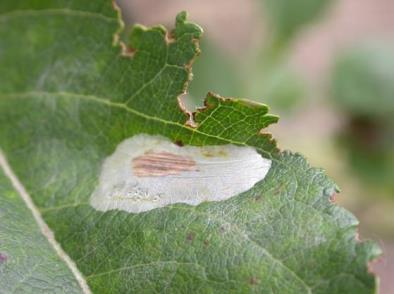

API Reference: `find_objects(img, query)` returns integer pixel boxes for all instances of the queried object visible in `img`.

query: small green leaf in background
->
[330,43,394,196]
[331,43,394,119]
[0,1,381,293]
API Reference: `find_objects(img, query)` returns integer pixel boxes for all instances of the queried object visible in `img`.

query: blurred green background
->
[117,0,394,292]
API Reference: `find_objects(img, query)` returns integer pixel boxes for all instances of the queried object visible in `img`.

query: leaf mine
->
[90,134,272,213]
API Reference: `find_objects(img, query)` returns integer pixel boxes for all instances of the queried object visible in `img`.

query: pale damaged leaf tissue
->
[90,134,272,213]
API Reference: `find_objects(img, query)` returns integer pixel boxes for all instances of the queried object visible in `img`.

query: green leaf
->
[0,1,380,293]
[0,158,81,293]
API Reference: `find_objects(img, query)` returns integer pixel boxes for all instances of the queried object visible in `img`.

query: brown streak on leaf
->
[132,152,197,177]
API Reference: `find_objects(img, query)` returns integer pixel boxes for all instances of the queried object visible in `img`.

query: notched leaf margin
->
[111,2,279,156]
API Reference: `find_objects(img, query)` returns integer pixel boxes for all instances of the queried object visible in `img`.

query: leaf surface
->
[0,159,81,293]
[0,1,380,293]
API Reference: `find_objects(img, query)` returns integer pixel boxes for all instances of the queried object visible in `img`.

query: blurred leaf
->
[261,0,333,41]
[336,116,394,196]
[331,43,394,119]
[331,43,394,196]
[248,63,306,112]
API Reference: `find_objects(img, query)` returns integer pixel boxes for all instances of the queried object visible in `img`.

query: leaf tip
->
[174,11,203,39]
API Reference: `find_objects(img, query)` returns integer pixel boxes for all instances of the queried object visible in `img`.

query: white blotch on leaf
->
[90,134,271,213]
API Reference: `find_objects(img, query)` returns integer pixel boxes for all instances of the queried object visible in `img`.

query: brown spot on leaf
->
[0,253,8,264]
[219,225,226,233]
[329,193,337,203]
[124,45,136,57]
[203,239,210,247]
[186,232,195,242]
[132,151,197,177]
[249,276,259,285]
[175,140,184,147]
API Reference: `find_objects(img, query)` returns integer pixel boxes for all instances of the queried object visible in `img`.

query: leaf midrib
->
[0,151,91,293]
